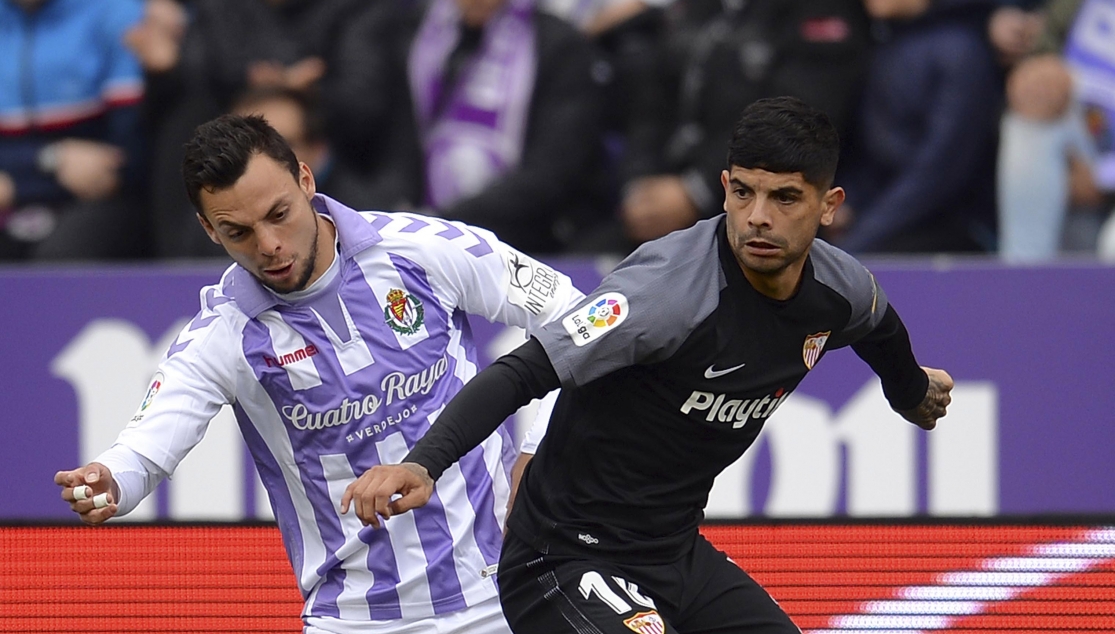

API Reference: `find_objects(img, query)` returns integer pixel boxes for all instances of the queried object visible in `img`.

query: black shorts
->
[498,530,801,634]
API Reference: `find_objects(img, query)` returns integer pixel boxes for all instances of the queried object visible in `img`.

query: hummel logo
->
[704,363,746,379]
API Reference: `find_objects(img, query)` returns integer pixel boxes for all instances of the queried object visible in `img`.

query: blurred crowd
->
[1,0,1112,263]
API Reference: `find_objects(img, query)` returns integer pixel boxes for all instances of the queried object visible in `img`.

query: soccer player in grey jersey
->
[53,115,587,634]
[358,97,955,634]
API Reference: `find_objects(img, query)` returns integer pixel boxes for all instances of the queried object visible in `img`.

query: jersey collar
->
[222,194,385,319]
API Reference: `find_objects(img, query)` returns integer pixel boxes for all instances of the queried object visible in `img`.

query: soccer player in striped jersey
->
[54,114,584,634]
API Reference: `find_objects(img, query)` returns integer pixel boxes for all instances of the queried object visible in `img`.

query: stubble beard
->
[259,215,321,294]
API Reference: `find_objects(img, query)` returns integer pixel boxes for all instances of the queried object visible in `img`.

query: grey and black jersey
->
[511,216,926,562]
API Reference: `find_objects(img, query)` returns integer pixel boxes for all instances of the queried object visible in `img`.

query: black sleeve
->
[851,304,929,411]
[405,337,560,480]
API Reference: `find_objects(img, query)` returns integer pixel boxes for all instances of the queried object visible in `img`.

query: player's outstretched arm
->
[340,463,434,529]
[893,367,954,430]
[54,463,119,524]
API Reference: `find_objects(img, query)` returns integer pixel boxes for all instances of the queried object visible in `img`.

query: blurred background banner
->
[4,257,1115,521]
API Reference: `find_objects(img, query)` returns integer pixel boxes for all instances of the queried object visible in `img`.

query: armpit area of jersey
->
[406,337,559,479]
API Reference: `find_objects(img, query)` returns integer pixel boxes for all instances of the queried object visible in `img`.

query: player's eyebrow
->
[729,177,753,190]
[771,185,804,197]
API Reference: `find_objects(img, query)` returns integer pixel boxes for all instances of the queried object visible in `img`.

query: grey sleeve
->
[535,224,723,387]
[811,240,889,343]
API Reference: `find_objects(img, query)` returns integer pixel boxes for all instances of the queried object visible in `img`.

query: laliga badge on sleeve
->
[562,293,628,347]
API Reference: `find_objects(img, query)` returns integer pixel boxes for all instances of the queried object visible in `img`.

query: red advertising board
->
[4,523,1113,633]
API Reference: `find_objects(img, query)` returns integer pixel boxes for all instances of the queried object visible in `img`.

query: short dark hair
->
[726,96,840,190]
[182,114,300,213]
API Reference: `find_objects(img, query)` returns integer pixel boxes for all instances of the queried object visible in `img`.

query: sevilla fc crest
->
[624,611,666,634]
[384,288,425,335]
[802,331,831,370]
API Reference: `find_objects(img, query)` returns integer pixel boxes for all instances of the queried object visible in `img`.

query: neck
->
[304,214,337,288]
[740,258,806,301]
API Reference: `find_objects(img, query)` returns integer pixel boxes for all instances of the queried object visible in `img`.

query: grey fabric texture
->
[810,238,888,342]
[536,217,726,387]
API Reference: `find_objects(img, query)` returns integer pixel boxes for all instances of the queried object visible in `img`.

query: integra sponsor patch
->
[502,247,560,316]
[561,293,628,346]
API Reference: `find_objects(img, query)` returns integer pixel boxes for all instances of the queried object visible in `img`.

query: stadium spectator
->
[831,0,1003,254]
[55,114,585,634]
[616,0,871,248]
[126,0,364,258]
[358,97,954,634]
[324,0,611,255]
[994,0,1115,261]
[0,0,146,261]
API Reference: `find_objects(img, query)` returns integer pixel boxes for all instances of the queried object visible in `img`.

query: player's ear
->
[721,170,730,212]
[197,213,221,245]
[819,186,845,227]
[298,161,316,199]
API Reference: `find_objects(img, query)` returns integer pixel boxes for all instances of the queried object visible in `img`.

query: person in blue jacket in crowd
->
[0,0,146,260]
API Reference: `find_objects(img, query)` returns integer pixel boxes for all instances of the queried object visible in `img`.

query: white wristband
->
[73,485,90,501]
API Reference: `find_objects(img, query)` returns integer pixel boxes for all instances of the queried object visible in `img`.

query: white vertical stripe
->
[258,310,323,390]
[353,251,430,350]
[237,378,327,597]
[483,430,512,534]
[433,429,504,608]
[445,319,479,387]
[320,453,379,620]
[310,297,376,375]
[255,469,275,520]
[376,432,436,618]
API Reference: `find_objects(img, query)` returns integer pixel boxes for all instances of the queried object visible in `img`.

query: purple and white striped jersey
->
[110,195,584,626]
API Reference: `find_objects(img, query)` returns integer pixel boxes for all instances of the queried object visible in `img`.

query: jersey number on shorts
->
[577,571,656,614]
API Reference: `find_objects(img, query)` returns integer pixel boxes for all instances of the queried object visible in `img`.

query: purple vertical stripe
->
[155,480,169,519]
[396,422,467,615]
[239,318,347,617]
[348,449,405,619]
[235,402,308,596]
[305,292,353,345]
[243,445,256,520]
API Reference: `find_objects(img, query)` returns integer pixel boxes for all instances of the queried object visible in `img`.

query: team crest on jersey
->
[624,611,666,634]
[803,331,831,370]
[384,288,424,335]
[562,292,628,347]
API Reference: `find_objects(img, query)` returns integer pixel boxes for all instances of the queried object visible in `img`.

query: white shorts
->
[304,593,511,634]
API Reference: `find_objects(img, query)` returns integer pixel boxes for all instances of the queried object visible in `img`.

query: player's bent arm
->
[850,304,950,429]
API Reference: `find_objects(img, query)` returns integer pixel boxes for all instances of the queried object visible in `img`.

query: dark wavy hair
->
[726,96,840,190]
[182,114,300,213]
